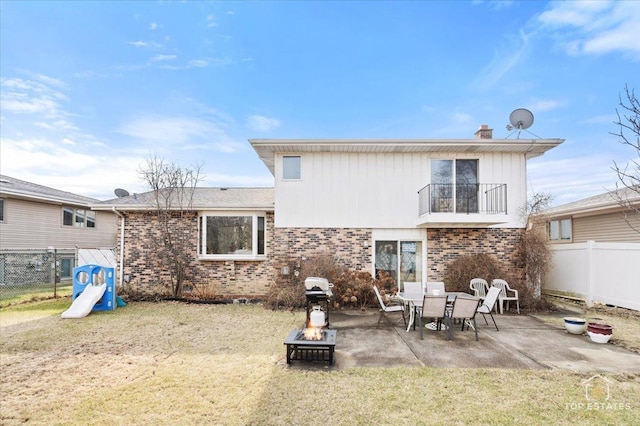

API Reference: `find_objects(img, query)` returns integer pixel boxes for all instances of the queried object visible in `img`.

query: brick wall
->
[272,227,372,271]
[120,210,523,297]
[426,228,524,281]
[120,211,276,297]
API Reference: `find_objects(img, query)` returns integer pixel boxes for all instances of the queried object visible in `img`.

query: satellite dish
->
[114,188,130,198]
[509,108,534,130]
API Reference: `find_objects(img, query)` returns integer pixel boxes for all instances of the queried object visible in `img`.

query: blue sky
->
[1,0,638,206]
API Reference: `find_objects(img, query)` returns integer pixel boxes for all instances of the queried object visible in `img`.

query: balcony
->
[417,183,508,227]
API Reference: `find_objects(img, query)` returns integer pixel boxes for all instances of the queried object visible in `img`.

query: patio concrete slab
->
[320,310,640,373]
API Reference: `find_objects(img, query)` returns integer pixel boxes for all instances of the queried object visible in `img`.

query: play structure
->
[61,264,116,319]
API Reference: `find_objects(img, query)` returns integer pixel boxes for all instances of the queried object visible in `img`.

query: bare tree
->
[516,192,554,302]
[611,84,640,232]
[139,156,203,297]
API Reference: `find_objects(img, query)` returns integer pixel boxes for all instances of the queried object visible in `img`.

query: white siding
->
[0,198,117,250]
[274,151,527,228]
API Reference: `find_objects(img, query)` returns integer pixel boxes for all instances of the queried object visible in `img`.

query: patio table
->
[397,291,475,332]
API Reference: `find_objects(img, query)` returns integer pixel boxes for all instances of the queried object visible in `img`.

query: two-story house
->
[93,126,563,297]
[0,175,118,285]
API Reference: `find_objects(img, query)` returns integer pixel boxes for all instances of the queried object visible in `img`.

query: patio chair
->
[417,294,448,340]
[373,285,405,328]
[491,279,520,314]
[401,281,423,324]
[445,296,481,341]
[476,286,500,331]
[425,281,445,295]
[470,278,489,300]
[402,281,423,294]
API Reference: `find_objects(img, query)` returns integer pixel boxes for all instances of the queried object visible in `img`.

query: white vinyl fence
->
[544,241,640,311]
[78,248,116,268]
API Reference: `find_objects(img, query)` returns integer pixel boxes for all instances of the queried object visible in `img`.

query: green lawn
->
[1,300,638,425]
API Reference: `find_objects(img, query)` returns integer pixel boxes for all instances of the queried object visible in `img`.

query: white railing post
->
[586,240,595,308]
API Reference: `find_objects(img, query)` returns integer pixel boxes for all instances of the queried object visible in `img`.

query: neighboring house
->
[543,185,640,243]
[0,175,118,284]
[93,126,564,297]
[541,186,640,311]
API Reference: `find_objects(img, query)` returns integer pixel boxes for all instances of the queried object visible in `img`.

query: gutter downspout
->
[112,207,125,287]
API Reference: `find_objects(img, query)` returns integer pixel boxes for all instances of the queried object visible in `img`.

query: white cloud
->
[246,115,281,133]
[118,114,242,153]
[62,138,76,145]
[0,136,146,200]
[0,77,68,118]
[128,40,163,49]
[150,54,177,62]
[537,1,640,59]
[528,154,623,206]
[471,30,531,90]
[188,59,208,68]
[149,22,159,30]
[528,98,564,113]
[207,14,217,27]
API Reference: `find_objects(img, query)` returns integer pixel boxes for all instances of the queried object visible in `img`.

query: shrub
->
[443,253,508,293]
[264,252,396,311]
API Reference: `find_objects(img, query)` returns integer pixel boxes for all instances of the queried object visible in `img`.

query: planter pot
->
[563,317,586,335]
[587,323,613,336]
[588,331,612,344]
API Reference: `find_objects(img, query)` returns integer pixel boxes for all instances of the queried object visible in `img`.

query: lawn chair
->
[402,281,423,294]
[470,278,489,300]
[476,286,500,331]
[445,296,481,341]
[425,281,445,295]
[491,279,520,314]
[373,285,405,327]
[401,282,423,323]
[417,294,448,340]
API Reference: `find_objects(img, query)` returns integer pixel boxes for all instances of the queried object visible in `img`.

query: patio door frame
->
[372,229,427,291]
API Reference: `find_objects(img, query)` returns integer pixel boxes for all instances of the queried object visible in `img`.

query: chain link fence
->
[0,249,76,304]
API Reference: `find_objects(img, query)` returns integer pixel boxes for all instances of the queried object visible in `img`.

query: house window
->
[0,198,4,222]
[60,257,75,280]
[199,213,266,259]
[62,207,96,228]
[430,159,478,213]
[549,218,571,241]
[283,156,301,180]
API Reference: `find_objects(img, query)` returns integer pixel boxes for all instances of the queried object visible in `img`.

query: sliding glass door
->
[430,159,479,213]
[375,240,423,290]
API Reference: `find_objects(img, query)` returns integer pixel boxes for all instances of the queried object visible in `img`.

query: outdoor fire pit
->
[283,277,336,365]
[284,329,337,365]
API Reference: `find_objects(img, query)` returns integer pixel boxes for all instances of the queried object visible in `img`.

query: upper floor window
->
[283,156,301,180]
[62,207,96,228]
[549,218,571,241]
[0,199,4,222]
[198,213,266,260]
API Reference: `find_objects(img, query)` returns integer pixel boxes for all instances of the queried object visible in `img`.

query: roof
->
[249,138,565,175]
[0,174,99,206]
[92,187,274,211]
[543,185,640,217]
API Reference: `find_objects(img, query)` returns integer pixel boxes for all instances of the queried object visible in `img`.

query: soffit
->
[249,138,565,174]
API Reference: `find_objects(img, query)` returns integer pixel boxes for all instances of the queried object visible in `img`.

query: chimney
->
[474,124,493,139]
